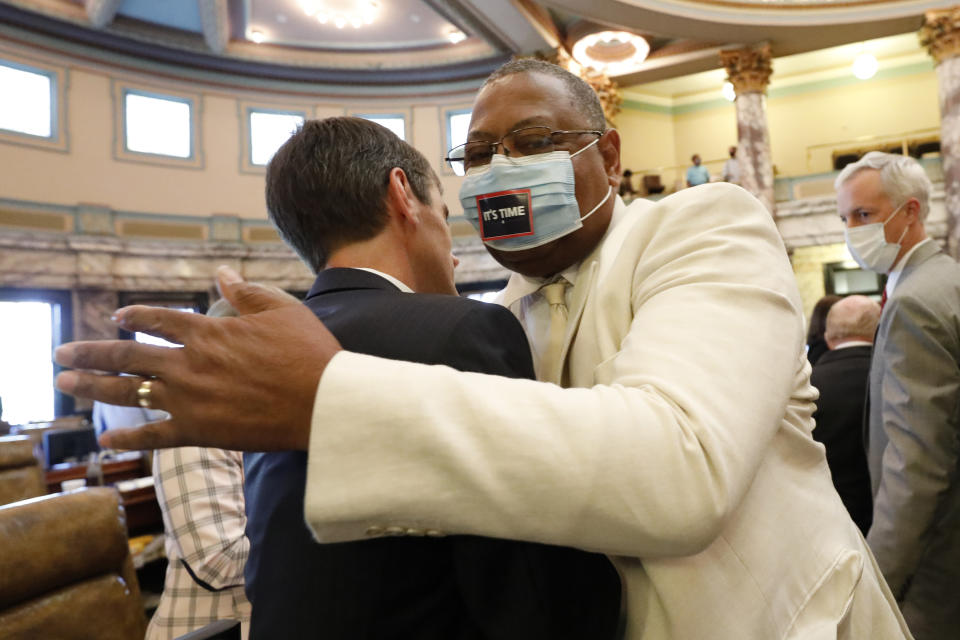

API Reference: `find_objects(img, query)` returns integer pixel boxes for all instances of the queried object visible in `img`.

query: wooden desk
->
[44,453,162,536]
[45,451,146,492]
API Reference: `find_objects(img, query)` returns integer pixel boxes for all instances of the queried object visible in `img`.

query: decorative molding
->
[721,44,773,95]
[920,7,960,64]
[83,0,122,29]
[0,3,510,90]
[622,60,935,116]
[198,0,229,55]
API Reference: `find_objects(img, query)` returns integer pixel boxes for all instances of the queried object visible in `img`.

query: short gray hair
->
[483,58,606,131]
[834,151,933,221]
[824,295,881,345]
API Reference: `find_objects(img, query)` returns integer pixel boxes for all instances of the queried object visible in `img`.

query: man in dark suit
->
[242,117,620,639]
[809,294,881,534]
[837,151,960,639]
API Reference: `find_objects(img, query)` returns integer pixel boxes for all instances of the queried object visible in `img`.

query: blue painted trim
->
[621,99,672,115]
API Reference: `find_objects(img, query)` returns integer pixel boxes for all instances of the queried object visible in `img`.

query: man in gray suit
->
[836,151,960,639]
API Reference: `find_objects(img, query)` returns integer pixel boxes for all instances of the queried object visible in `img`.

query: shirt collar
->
[885,237,932,296]
[498,195,629,307]
[355,267,414,293]
[833,340,873,350]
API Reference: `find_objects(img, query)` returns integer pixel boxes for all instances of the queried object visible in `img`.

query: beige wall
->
[617,66,940,182]
[769,71,940,176]
[0,38,477,222]
[615,108,677,186]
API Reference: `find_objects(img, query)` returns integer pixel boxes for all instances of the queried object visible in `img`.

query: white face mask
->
[843,201,910,273]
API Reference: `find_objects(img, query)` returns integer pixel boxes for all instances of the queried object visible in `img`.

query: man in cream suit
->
[59,60,910,639]
[836,152,960,639]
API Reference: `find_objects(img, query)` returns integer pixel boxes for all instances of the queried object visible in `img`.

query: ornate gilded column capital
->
[720,44,773,95]
[920,8,960,65]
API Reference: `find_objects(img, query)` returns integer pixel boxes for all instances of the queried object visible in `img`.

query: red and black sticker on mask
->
[474,189,534,241]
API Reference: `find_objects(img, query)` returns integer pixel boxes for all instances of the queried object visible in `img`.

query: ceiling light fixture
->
[722,81,736,102]
[571,31,650,77]
[445,27,467,44]
[852,52,878,80]
[299,0,379,29]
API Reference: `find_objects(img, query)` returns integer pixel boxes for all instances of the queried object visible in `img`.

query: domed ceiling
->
[0,0,951,95]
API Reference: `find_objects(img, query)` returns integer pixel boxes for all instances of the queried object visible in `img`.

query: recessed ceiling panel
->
[245,0,464,50]
[117,0,203,33]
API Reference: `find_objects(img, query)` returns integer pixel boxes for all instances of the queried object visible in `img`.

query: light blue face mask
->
[458,139,613,252]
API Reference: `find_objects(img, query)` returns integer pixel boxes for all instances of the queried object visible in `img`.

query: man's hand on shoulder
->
[55,266,342,452]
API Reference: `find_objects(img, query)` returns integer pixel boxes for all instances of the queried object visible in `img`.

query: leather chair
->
[0,434,46,506]
[0,487,147,639]
[642,174,665,195]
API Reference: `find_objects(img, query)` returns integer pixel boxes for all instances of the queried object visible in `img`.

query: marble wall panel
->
[76,204,114,235]
[0,248,77,279]
[77,251,114,277]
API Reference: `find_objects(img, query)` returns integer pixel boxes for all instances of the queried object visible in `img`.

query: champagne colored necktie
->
[540,280,570,384]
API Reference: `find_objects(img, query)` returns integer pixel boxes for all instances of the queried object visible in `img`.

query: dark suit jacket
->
[809,345,873,534]
[243,268,620,640]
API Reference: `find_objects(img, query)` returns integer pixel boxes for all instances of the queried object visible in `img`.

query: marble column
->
[721,45,775,214]
[74,289,119,343]
[921,8,960,259]
[72,289,119,411]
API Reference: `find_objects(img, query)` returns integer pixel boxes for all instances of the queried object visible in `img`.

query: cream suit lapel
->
[553,197,641,386]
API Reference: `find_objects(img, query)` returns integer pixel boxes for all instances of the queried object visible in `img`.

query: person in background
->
[92,398,165,440]
[809,294,881,534]
[145,299,251,640]
[722,146,740,185]
[685,153,710,187]
[806,294,842,366]
[619,169,637,201]
[836,150,960,639]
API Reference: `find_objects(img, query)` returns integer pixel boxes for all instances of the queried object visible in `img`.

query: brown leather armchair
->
[0,434,46,506]
[0,487,147,639]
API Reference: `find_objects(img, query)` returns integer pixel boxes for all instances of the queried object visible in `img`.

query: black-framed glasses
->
[445,126,603,175]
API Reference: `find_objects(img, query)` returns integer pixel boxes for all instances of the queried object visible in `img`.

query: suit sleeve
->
[867,291,960,597]
[438,303,535,381]
[303,185,806,558]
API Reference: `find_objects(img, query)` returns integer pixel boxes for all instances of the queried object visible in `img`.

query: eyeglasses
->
[445,126,603,175]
